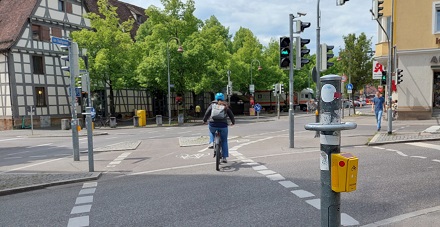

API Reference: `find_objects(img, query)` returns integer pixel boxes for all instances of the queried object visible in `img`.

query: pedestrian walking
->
[372,91,386,131]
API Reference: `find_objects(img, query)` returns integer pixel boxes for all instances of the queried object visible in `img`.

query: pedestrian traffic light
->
[321,43,334,71]
[296,20,311,33]
[337,0,349,6]
[381,70,387,85]
[296,38,310,70]
[396,68,403,85]
[279,37,290,69]
[280,84,284,93]
[372,0,384,20]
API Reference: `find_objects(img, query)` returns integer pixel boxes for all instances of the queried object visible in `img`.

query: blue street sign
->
[75,87,81,97]
[346,83,353,90]
[91,107,96,119]
[51,37,71,46]
[254,103,262,112]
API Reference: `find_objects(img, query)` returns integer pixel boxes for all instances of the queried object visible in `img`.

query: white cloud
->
[121,0,377,55]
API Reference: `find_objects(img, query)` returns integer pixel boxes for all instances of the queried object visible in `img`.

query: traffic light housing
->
[381,70,387,85]
[396,69,403,85]
[273,83,279,94]
[321,44,334,71]
[296,20,311,33]
[280,84,284,93]
[372,0,384,20]
[279,37,291,69]
[296,38,311,70]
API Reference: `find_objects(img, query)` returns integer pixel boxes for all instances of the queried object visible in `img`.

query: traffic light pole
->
[386,0,395,135]
[315,0,321,138]
[70,42,80,161]
[289,14,295,148]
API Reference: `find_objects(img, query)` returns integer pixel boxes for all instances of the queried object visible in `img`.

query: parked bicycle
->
[93,115,110,129]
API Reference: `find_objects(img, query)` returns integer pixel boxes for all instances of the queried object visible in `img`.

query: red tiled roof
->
[0,0,39,52]
[84,0,147,39]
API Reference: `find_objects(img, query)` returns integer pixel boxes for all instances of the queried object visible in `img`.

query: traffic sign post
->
[254,103,262,120]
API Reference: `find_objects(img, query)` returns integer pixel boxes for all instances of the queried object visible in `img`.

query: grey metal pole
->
[85,107,94,172]
[30,107,34,135]
[228,70,231,103]
[289,14,295,148]
[167,43,171,126]
[315,0,321,138]
[70,42,80,161]
[387,0,394,134]
[305,75,357,227]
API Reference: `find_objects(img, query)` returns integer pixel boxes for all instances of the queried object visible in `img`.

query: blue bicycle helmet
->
[215,93,225,101]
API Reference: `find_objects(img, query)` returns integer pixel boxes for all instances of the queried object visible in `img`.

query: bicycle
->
[94,115,110,129]
[213,130,222,171]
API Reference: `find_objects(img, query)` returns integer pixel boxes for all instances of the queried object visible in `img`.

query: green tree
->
[135,0,202,97]
[71,0,135,116]
[339,33,374,95]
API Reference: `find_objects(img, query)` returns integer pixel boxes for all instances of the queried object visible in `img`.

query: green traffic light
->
[281,50,289,55]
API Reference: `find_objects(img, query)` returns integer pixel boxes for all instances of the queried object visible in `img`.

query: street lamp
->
[167,37,184,125]
[250,59,262,97]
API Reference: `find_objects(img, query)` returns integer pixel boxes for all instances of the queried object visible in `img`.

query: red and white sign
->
[341,74,347,82]
[372,61,383,80]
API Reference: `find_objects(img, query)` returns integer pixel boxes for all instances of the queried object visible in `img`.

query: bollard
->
[178,113,184,126]
[109,117,117,128]
[133,116,139,127]
[156,115,162,126]
[304,75,357,227]
[84,107,94,172]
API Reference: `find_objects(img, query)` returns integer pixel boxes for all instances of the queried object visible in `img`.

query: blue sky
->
[121,0,377,56]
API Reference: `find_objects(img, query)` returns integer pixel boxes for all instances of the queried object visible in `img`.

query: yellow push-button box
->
[331,153,358,192]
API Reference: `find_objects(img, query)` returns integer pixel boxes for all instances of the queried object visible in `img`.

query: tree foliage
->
[71,0,135,116]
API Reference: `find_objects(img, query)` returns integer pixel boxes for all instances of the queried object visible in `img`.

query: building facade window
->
[433,2,440,33]
[35,87,47,107]
[58,0,72,13]
[32,56,44,74]
[31,24,50,41]
[52,27,62,38]
[58,0,65,11]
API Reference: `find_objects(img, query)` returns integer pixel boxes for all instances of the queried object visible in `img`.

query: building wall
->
[396,0,440,51]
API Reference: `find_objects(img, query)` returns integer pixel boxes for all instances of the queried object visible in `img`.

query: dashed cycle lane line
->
[228,138,360,226]
[67,182,98,227]
[371,143,440,164]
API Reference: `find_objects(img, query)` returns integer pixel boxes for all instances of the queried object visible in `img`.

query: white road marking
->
[109,161,121,165]
[257,170,276,175]
[83,182,97,188]
[396,151,408,157]
[71,205,92,214]
[306,199,320,209]
[0,157,66,174]
[29,155,47,158]
[0,138,22,142]
[341,213,360,226]
[266,174,285,181]
[105,137,118,140]
[252,165,268,171]
[245,162,260,166]
[26,143,53,148]
[3,157,22,160]
[433,159,440,163]
[67,216,89,227]
[410,156,427,159]
[386,149,399,152]
[148,136,161,139]
[406,142,440,150]
[178,131,193,134]
[291,190,315,198]
[361,205,440,227]
[75,196,93,205]
[278,181,299,188]
[79,188,96,195]
[107,152,131,167]
[240,159,254,163]
[372,146,385,150]
[197,147,209,153]
[354,146,367,148]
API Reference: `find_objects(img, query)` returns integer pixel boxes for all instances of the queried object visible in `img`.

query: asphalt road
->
[1,109,439,226]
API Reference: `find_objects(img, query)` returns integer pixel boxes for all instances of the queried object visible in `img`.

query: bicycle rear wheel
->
[214,133,221,171]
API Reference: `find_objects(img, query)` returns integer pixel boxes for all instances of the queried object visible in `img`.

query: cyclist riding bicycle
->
[203,93,235,163]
